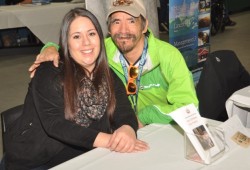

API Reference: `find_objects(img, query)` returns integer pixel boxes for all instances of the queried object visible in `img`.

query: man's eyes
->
[129,19,136,23]
[111,19,136,24]
[111,20,120,24]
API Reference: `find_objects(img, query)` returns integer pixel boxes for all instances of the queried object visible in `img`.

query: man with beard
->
[29,0,198,128]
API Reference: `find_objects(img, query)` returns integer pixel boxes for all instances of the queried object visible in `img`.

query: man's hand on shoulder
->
[29,46,60,78]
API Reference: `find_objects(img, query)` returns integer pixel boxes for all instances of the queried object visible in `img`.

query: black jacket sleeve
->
[32,62,99,149]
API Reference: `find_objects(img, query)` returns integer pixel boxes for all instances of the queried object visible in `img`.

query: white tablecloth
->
[51,120,250,170]
[0,3,84,43]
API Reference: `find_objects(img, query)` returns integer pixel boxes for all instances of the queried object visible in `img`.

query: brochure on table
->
[169,104,221,164]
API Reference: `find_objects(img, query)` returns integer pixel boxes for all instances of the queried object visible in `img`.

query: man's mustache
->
[114,34,136,40]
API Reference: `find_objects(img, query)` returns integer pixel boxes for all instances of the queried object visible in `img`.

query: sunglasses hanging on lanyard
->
[119,37,148,113]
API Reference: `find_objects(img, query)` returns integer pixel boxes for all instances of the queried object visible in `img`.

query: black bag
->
[196,50,250,121]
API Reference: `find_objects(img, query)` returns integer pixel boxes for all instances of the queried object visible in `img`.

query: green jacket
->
[105,31,198,125]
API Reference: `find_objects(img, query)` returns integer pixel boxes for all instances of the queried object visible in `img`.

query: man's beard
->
[112,33,137,54]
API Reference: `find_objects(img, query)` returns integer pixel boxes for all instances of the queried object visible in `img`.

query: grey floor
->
[0,10,250,159]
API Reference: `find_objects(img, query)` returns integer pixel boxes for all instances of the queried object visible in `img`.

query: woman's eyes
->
[73,35,80,39]
[72,32,96,39]
[89,31,97,36]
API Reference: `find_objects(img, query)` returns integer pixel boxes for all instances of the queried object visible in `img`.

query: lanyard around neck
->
[119,37,148,112]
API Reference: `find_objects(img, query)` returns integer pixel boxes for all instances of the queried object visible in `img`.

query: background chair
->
[196,50,250,121]
[1,104,23,152]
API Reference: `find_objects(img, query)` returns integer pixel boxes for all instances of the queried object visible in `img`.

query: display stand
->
[185,126,226,164]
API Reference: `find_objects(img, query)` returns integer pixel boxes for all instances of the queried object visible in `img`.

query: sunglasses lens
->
[126,66,138,95]
[129,67,139,79]
[127,82,136,93]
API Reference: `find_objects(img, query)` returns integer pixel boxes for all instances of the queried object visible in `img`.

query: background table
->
[0,2,85,44]
[51,120,250,170]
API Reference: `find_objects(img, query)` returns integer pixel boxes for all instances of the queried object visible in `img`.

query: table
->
[0,2,85,44]
[50,119,250,170]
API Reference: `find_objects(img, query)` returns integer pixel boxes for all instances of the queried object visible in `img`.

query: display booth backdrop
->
[168,0,211,85]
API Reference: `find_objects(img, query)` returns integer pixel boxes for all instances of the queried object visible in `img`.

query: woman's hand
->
[108,125,149,153]
[93,132,112,148]
[29,46,60,78]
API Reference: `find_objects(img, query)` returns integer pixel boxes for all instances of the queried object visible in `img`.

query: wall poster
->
[169,0,211,86]
[169,0,199,68]
[198,0,211,63]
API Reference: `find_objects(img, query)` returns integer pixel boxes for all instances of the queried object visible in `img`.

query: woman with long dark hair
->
[3,8,148,169]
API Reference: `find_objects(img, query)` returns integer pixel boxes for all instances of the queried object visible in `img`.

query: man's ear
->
[142,19,149,34]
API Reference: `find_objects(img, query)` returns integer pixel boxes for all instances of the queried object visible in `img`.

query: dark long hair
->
[59,7,116,120]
